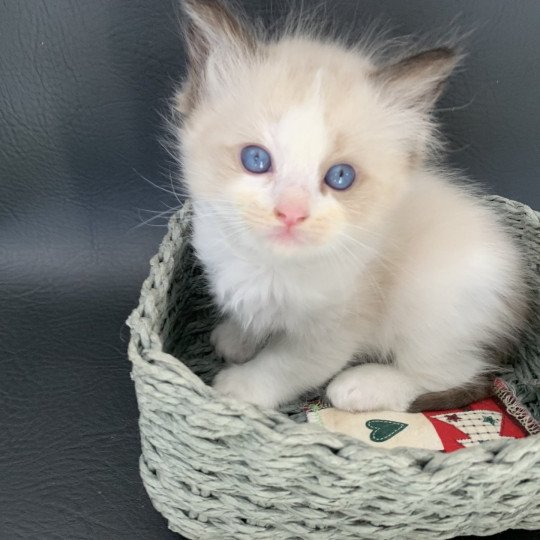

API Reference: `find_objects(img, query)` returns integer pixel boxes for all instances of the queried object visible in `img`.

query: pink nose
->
[274,202,309,228]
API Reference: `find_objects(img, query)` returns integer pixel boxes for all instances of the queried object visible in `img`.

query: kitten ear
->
[177,0,256,113]
[181,0,256,64]
[373,48,460,111]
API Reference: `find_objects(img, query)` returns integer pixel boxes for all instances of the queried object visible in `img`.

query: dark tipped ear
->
[177,0,256,113]
[181,0,256,69]
[373,48,461,111]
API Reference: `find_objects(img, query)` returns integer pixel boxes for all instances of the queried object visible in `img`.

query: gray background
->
[1,1,538,538]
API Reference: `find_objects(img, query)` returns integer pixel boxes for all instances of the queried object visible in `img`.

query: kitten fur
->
[174,0,528,412]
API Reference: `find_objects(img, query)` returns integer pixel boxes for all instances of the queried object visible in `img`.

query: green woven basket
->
[127,195,540,539]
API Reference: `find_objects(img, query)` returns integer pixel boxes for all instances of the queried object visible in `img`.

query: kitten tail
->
[407,378,494,413]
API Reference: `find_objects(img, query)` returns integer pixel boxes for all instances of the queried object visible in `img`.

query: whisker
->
[132,207,180,230]
[133,168,188,200]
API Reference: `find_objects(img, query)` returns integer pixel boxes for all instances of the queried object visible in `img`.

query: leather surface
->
[0,1,538,538]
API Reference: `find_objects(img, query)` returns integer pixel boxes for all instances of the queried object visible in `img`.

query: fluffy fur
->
[174,0,528,412]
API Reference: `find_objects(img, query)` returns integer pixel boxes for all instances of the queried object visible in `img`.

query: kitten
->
[174,0,528,412]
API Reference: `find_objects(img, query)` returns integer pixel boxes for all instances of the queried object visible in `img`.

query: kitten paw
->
[210,319,257,364]
[213,365,279,408]
[326,365,419,412]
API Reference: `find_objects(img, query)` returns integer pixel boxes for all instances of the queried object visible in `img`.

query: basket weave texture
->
[127,196,540,539]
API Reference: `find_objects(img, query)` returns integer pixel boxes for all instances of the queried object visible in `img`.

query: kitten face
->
[178,1,457,259]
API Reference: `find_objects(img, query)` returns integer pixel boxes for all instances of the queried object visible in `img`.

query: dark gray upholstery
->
[1,1,538,538]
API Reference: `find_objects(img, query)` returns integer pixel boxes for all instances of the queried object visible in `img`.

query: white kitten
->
[175,0,528,412]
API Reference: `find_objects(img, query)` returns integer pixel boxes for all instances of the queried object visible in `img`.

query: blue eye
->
[324,164,356,191]
[241,145,272,174]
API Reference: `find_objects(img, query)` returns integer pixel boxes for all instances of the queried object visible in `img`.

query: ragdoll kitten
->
[174,0,528,412]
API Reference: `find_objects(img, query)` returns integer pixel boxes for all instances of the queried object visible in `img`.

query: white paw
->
[210,319,257,364]
[326,373,376,412]
[213,364,280,408]
[326,365,418,412]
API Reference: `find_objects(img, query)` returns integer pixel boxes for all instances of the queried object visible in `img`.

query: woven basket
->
[127,195,540,540]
